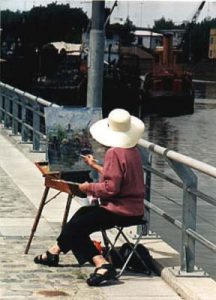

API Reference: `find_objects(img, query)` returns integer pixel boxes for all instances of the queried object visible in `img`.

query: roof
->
[44,42,82,55]
[160,29,186,33]
[134,30,162,37]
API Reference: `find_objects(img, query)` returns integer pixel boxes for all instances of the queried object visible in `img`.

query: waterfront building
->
[160,29,186,47]
[133,29,162,49]
[209,28,216,59]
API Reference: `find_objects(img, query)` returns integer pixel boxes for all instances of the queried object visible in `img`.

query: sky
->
[0,0,216,28]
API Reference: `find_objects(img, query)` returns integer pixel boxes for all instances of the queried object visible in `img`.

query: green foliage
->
[1,4,216,63]
[106,17,135,46]
[153,17,176,31]
[1,3,89,47]
[191,18,216,61]
[120,17,136,46]
[56,125,67,141]
[152,16,216,62]
[1,9,23,40]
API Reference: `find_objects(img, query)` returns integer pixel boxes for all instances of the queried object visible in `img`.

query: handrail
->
[0,81,215,277]
[0,81,59,151]
[0,82,56,107]
[138,139,216,275]
[138,138,216,178]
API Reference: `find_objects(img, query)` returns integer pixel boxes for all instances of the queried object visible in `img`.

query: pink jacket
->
[86,147,145,216]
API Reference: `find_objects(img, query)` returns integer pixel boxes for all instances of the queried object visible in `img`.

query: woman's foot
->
[86,263,117,286]
[34,250,59,267]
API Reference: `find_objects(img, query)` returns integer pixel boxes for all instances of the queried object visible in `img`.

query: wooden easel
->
[24,161,85,254]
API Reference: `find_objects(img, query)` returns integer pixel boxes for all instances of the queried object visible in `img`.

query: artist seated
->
[34,109,145,286]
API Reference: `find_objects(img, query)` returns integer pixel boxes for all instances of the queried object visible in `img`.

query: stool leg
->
[116,228,151,278]
[102,228,122,257]
[24,187,49,254]
[101,230,110,251]
[62,194,73,228]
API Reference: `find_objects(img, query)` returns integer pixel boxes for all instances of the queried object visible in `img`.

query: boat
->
[31,42,144,116]
[31,42,87,107]
[140,33,195,117]
[32,34,194,118]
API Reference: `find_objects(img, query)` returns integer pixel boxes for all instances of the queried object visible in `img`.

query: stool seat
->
[115,217,147,227]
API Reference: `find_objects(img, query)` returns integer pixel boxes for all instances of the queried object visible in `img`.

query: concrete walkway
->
[0,126,215,300]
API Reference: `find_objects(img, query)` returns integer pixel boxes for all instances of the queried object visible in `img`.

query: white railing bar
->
[0,82,59,107]
[138,139,216,179]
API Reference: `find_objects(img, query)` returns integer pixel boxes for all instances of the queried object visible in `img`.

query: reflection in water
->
[142,80,216,279]
[194,80,216,100]
[147,118,179,150]
[144,117,180,174]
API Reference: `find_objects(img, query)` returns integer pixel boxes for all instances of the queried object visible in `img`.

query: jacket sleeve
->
[86,149,123,198]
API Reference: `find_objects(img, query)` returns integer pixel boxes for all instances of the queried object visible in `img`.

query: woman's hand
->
[82,154,97,168]
[80,154,103,174]
[79,181,90,193]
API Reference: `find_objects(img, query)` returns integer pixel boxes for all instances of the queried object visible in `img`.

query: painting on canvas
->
[44,107,102,173]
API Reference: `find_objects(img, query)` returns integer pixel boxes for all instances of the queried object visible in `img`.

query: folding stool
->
[101,218,152,278]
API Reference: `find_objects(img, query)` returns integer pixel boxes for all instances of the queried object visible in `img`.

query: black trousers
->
[57,205,143,265]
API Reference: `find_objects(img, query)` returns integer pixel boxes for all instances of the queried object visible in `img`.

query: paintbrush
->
[80,154,99,163]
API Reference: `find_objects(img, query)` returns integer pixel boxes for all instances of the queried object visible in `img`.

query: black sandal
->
[34,250,59,267]
[87,264,117,286]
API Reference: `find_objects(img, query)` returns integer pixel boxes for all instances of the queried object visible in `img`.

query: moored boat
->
[140,33,195,117]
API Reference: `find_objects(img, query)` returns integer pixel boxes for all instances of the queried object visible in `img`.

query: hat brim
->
[90,116,145,148]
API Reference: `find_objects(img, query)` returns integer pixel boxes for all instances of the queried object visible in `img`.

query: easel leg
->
[62,194,73,228]
[25,186,50,254]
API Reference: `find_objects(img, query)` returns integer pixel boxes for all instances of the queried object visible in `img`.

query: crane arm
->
[104,0,118,28]
[177,1,205,49]
[191,1,205,24]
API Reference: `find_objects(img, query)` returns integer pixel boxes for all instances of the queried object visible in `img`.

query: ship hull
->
[141,92,195,117]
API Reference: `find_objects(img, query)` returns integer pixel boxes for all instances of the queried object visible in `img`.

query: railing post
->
[21,98,29,142]
[4,93,11,128]
[0,82,58,150]
[137,146,152,235]
[0,95,4,123]
[12,95,19,135]
[32,102,41,151]
[166,157,197,272]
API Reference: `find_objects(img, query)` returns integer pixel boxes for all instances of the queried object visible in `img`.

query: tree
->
[152,16,216,62]
[1,3,89,48]
[153,17,176,31]
[191,18,216,62]
[120,17,136,46]
[1,9,23,41]
[106,17,135,46]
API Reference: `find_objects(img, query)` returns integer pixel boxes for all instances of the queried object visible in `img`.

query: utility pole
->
[87,0,105,108]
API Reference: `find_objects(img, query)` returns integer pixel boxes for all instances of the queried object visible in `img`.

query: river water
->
[141,80,216,279]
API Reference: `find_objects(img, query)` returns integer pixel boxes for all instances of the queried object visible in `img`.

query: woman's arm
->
[79,149,122,197]
[79,154,103,194]
[82,154,103,174]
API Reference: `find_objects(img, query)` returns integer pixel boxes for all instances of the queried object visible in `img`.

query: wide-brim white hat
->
[90,109,145,148]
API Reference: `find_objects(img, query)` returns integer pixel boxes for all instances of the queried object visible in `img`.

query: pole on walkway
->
[87,0,105,108]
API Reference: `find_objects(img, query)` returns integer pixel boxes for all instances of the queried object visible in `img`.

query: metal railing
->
[0,82,59,151]
[138,139,216,275]
[0,81,215,276]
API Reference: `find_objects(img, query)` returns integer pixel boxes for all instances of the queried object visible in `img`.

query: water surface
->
[142,80,216,279]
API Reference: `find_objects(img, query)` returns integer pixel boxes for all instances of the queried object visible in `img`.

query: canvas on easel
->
[44,107,103,181]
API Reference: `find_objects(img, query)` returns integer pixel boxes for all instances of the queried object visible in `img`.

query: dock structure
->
[0,83,216,299]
